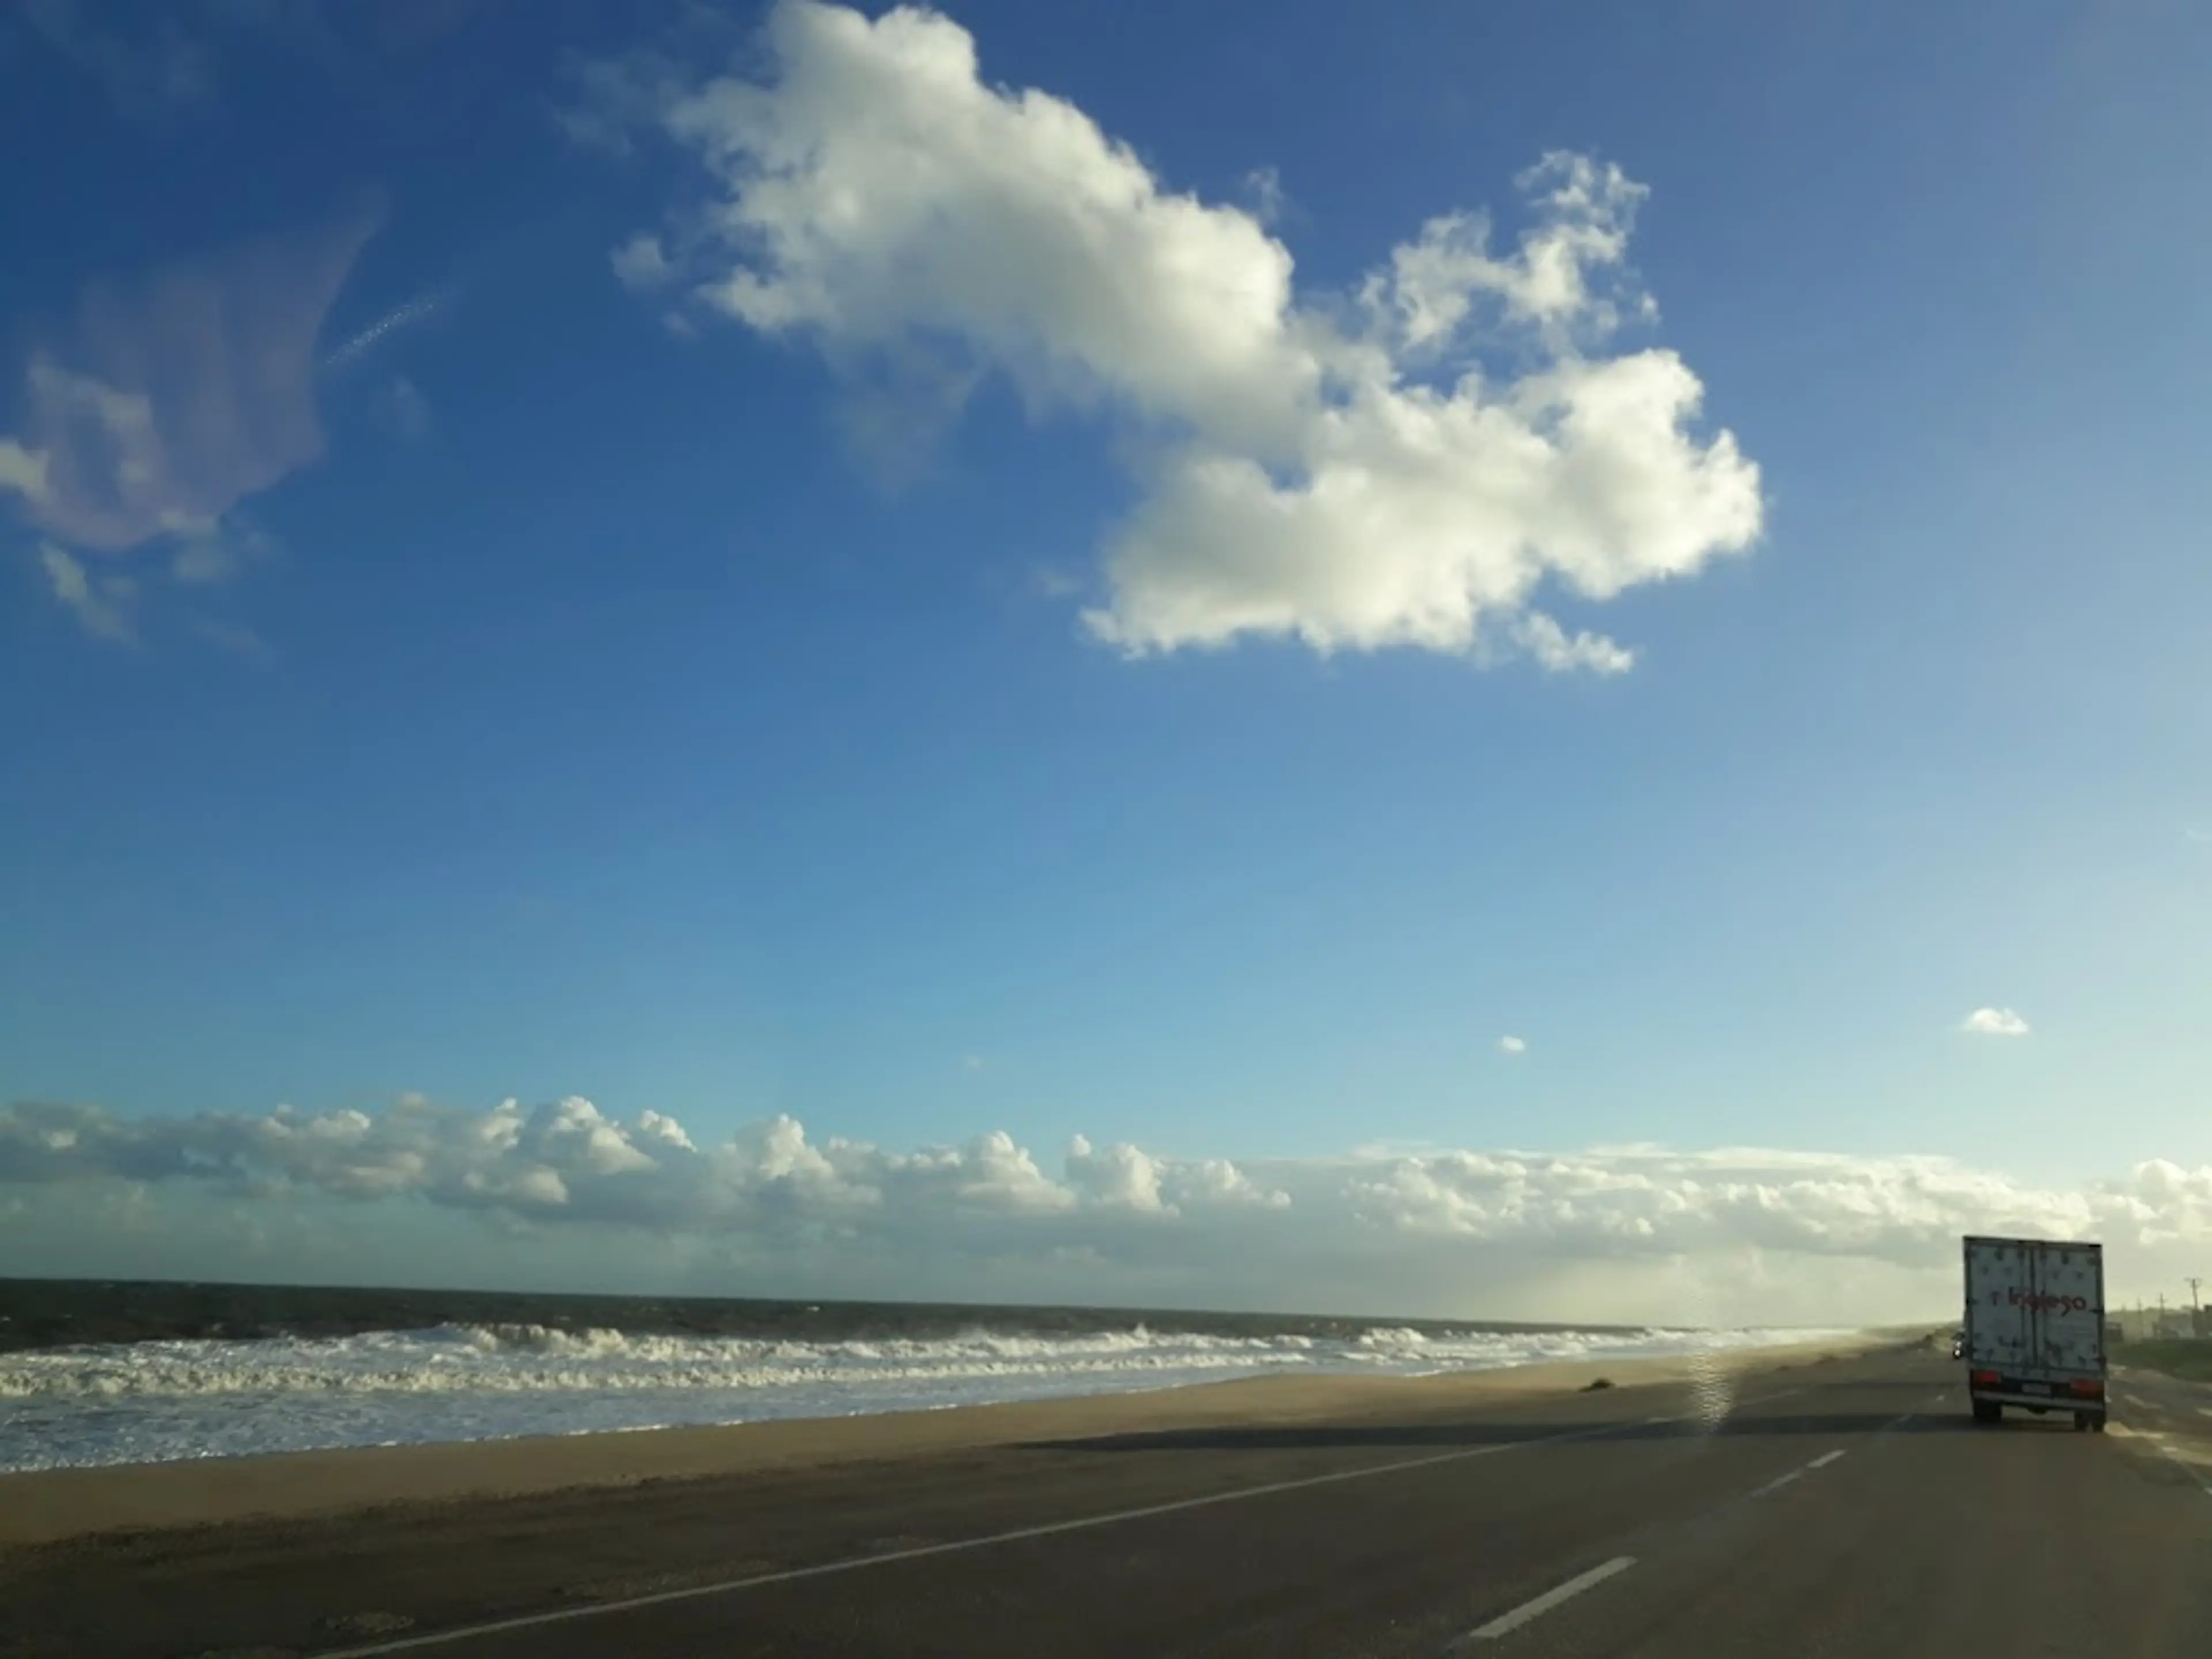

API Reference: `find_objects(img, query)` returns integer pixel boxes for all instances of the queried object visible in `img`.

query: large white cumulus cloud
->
[6,1098,2207,1301]
[0,1097,1290,1241]
[592,1,1763,667]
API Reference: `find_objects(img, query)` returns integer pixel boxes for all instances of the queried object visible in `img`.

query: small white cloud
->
[169,541,237,584]
[1498,1035,1527,1055]
[1029,563,1087,600]
[38,543,137,645]
[2186,827,2211,845]
[20,0,215,117]
[385,376,431,442]
[1512,613,1637,676]
[1244,166,1287,226]
[6,212,374,647]
[611,232,675,291]
[168,516,279,587]
[188,614,274,661]
[1960,1007,2031,1037]
[556,44,700,157]
[0,438,49,505]
[4,210,378,559]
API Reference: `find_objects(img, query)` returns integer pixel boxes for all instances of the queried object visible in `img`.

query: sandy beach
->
[0,1328,1899,1551]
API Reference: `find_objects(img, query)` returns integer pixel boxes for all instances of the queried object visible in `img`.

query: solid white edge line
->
[1808,1449,1846,1470]
[2096,1423,2210,1499]
[1462,1556,1637,1642]
[310,1372,1830,1657]
[2153,1443,2212,1499]
[315,1416,1642,1657]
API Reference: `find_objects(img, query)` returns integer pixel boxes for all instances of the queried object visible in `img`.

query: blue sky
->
[2,1,2208,1320]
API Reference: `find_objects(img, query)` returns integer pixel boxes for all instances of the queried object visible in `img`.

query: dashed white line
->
[1456,1391,1899,1641]
[1749,1448,1847,1500]
[312,1410,1672,1658]
[302,1374,1844,1656]
[1460,1556,1637,1643]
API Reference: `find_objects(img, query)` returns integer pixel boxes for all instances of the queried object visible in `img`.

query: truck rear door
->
[1965,1238,2032,1372]
[2030,1244,2104,1378]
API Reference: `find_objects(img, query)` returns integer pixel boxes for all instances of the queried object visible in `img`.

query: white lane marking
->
[315,1411,1668,1658]
[1460,1556,1637,1643]
[1749,1448,1847,1500]
[2197,1407,2212,1420]
[2103,1425,2211,1497]
[316,1372,1837,1657]
[2152,1442,2212,1499]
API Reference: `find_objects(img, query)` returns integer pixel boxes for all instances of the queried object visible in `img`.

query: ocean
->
[0,1279,1855,1473]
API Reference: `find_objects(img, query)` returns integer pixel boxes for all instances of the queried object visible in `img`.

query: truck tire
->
[2074,1410,2092,1431]
[1972,1400,2001,1425]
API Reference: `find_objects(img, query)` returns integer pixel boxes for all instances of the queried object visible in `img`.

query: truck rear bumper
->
[1971,1388,2104,1411]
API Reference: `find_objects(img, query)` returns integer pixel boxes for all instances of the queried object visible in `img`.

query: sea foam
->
[0,1321,1854,1471]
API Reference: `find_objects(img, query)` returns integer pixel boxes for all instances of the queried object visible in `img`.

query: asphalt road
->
[7,1344,2210,1658]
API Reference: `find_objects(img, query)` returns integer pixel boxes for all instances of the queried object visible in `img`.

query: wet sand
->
[1,1331,1895,1549]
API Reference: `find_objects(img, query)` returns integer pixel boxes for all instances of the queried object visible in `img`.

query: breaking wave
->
[0,1321,1853,1471]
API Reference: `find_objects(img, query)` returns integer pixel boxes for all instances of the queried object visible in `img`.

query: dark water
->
[0,1277,1635,1354]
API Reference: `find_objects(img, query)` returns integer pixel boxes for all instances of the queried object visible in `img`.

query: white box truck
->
[1961,1234,2107,1430]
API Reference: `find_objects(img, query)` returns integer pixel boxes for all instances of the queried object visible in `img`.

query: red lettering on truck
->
[2005,1289,2089,1313]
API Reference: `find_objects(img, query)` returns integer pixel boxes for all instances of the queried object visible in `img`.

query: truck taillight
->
[1969,1369,2000,1387]
[2068,1378,2104,1397]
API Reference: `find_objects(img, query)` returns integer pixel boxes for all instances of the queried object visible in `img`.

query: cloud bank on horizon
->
[585,0,1764,669]
[6,1094,2206,1324]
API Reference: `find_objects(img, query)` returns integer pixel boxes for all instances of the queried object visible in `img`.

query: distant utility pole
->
[2191,1277,2204,1312]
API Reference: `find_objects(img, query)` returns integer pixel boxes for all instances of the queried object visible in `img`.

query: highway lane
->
[2109,1363,2212,1499]
[1482,1361,2212,1657]
[6,1345,2208,1658]
[335,1347,2212,1659]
